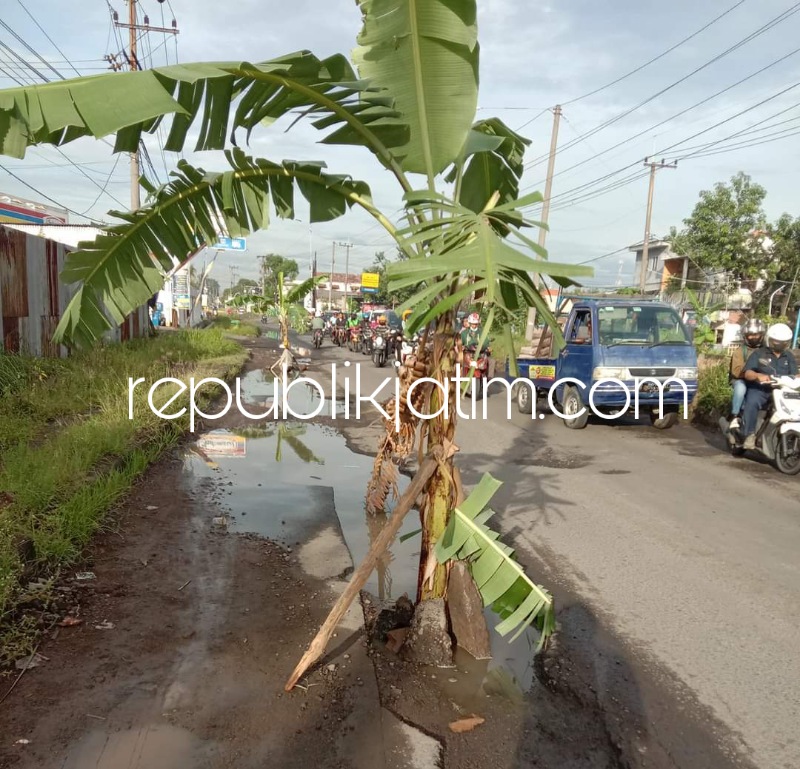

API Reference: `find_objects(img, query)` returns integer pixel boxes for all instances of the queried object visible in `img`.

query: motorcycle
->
[348,326,362,353]
[461,346,491,400]
[372,330,388,367]
[313,328,323,349]
[399,332,419,367]
[719,375,800,475]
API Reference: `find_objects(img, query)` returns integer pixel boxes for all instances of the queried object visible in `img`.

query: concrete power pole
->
[538,105,562,251]
[525,105,561,342]
[639,157,677,294]
[338,242,353,311]
[128,0,140,210]
[329,242,336,311]
[114,1,179,211]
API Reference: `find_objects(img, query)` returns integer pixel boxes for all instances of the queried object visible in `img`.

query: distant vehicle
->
[508,299,698,430]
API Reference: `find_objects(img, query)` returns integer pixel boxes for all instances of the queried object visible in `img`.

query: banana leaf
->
[436,473,556,647]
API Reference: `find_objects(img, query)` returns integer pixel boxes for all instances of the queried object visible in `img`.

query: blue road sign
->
[212,236,247,251]
[361,287,379,294]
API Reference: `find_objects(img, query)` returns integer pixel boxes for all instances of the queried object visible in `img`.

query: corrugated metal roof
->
[2,223,102,248]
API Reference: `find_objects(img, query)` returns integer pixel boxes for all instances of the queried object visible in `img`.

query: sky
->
[0,0,799,290]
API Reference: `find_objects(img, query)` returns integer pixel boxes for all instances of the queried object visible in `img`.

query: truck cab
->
[512,299,698,429]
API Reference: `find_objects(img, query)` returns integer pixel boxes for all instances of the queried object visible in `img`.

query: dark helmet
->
[742,318,766,348]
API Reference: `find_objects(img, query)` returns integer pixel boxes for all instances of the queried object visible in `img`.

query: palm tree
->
[0,0,591,656]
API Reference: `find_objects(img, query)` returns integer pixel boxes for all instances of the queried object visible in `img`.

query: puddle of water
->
[184,420,541,704]
[183,423,417,598]
[61,724,212,769]
[237,369,341,417]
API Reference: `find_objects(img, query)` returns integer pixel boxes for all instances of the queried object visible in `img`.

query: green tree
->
[205,278,221,300]
[260,254,299,302]
[0,0,592,663]
[221,278,258,304]
[769,214,800,315]
[366,249,415,305]
[671,172,768,281]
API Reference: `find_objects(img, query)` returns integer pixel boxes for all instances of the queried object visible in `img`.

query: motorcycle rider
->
[729,318,765,429]
[311,309,325,334]
[740,322,798,449]
[460,312,483,350]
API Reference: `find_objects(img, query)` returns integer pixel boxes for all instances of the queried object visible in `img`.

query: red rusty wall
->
[46,238,59,316]
[0,227,29,318]
[3,316,19,353]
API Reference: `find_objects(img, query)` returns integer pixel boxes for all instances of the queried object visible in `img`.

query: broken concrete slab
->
[402,598,453,667]
[447,561,492,660]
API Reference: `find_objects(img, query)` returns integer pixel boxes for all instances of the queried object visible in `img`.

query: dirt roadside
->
[0,338,421,769]
[0,330,734,769]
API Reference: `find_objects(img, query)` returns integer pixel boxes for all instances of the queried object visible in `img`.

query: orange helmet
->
[378,315,387,324]
[402,308,412,320]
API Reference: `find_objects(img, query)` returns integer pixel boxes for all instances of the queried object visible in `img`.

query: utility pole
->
[538,105,562,251]
[329,242,336,311]
[128,0,140,210]
[114,1,179,211]
[312,252,318,311]
[639,157,677,294]
[337,242,353,311]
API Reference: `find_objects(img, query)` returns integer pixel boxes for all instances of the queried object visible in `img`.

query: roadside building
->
[0,223,149,356]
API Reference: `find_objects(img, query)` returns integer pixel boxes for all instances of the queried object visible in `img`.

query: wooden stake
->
[285,450,442,691]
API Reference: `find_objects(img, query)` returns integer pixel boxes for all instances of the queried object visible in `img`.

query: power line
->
[522,45,800,192]
[13,0,82,77]
[0,161,110,223]
[0,17,65,80]
[524,2,800,169]
[0,38,47,81]
[562,0,749,107]
[79,154,123,216]
[522,79,800,212]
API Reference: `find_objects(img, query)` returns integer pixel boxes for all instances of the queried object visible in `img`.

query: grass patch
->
[490,331,527,369]
[0,329,247,663]
[206,316,261,337]
[691,360,732,424]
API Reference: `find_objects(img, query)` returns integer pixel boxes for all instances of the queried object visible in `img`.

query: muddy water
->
[183,421,417,600]
[183,367,539,701]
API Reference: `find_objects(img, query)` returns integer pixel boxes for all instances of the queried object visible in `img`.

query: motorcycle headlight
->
[374,336,384,348]
[592,367,627,380]
[675,367,698,380]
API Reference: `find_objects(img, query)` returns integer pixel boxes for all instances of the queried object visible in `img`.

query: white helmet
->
[315,309,322,317]
[767,322,793,352]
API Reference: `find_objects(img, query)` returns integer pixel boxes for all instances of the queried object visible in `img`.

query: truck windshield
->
[596,305,691,347]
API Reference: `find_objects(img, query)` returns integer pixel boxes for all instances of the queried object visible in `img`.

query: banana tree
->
[0,0,592,648]
[233,272,326,347]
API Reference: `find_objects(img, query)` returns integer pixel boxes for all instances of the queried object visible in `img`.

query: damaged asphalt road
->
[316,337,798,769]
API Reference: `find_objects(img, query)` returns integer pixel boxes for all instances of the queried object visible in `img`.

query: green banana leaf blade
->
[435,473,555,648]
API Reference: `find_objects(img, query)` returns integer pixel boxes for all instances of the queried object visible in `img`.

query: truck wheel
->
[650,411,679,430]
[517,383,533,414]
[562,386,589,430]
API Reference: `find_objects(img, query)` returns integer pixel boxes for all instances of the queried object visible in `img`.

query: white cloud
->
[1,0,798,288]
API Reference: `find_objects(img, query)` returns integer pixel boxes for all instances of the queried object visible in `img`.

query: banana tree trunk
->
[417,312,459,602]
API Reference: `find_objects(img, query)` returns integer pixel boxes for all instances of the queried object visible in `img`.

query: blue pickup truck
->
[508,298,698,430]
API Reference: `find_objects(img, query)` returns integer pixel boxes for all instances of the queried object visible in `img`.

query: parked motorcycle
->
[313,328,323,349]
[461,347,491,400]
[719,375,800,475]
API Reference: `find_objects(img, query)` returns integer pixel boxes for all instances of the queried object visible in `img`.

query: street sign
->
[212,236,247,251]
[361,272,380,289]
[173,269,190,309]
[361,287,379,294]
